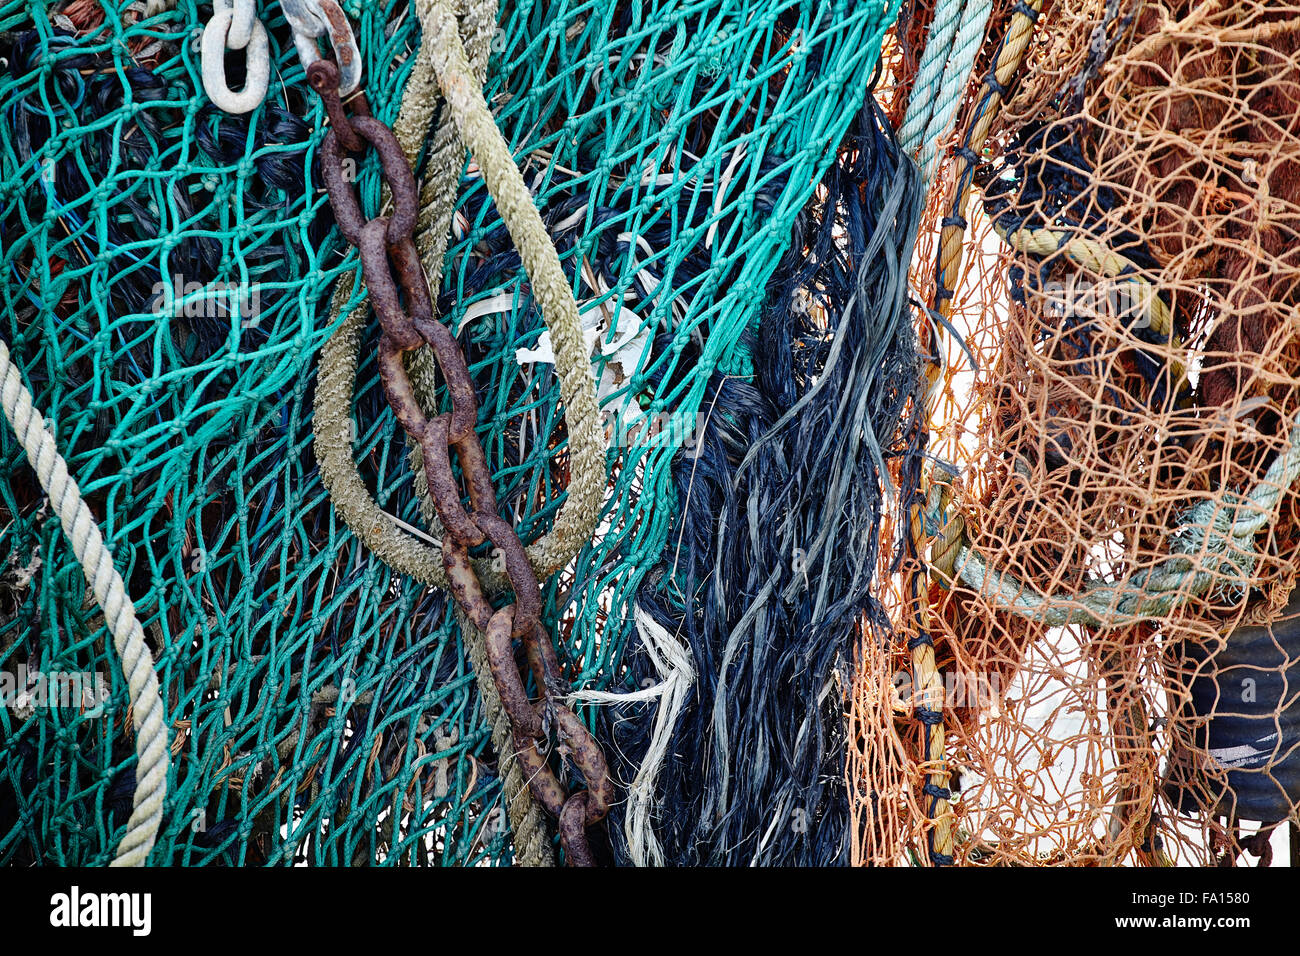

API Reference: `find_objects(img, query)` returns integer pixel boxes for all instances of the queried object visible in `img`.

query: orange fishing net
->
[852,0,1300,866]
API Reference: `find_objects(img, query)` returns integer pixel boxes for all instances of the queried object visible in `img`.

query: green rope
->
[899,0,993,182]
[935,408,1300,628]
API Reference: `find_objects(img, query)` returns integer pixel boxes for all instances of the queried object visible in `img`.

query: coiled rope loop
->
[312,0,605,591]
[310,0,608,865]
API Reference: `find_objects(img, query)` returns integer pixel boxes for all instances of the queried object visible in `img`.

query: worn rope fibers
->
[621,92,924,866]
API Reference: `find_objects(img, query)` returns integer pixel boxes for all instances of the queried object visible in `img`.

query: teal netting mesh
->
[0,0,892,864]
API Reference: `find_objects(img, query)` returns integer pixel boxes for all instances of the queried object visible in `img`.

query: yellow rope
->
[990,220,1187,390]
[910,0,1044,865]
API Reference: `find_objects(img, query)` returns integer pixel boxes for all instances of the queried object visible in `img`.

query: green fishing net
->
[0,0,894,864]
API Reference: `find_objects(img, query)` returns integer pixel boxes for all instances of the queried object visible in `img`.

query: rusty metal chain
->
[306,54,613,866]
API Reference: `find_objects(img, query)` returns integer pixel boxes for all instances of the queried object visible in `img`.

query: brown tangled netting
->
[852,0,1300,866]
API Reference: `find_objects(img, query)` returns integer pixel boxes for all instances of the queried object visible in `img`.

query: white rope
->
[899,0,994,182]
[569,604,695,867]
[0,338,169,866]
[917,0,994,182]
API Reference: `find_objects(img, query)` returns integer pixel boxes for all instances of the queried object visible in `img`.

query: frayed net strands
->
[395,0,904,867]
[0,4,505,866]
[613,92,924,867]
[23,0,1300,871]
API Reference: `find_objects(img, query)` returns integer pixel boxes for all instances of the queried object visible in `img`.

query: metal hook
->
[280,0,362,96]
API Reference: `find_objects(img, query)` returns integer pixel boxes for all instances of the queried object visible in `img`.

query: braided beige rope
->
[312,1,605,587]
[421,0,606,571]
[990,220,1185,389]
[312,0,609,866]
[0,338,168,866]
[412,0,558,868]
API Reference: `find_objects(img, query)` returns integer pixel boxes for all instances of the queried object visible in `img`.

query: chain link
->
[282,0,363,97]
[200,0,270,114]
[307,54,614,865]
[227,0,258,49]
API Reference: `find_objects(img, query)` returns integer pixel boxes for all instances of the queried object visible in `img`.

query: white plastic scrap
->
[506,261,654,415]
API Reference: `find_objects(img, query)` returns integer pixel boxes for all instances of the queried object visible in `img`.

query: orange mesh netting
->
[851,0,1300,866]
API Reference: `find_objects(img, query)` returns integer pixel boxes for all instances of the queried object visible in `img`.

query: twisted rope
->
[990,219,1186,389]
[933,406,1300,628]
[312,0,605,588]
[907,0,1044,866]
[900,0,995,183]
[898,0,965,154]
[932,0,1043,335]
[0,337,169,866]
[312,0,609,866]
[421,0,606,566]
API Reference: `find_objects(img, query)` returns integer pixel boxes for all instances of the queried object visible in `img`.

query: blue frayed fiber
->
[615,92,925,866]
